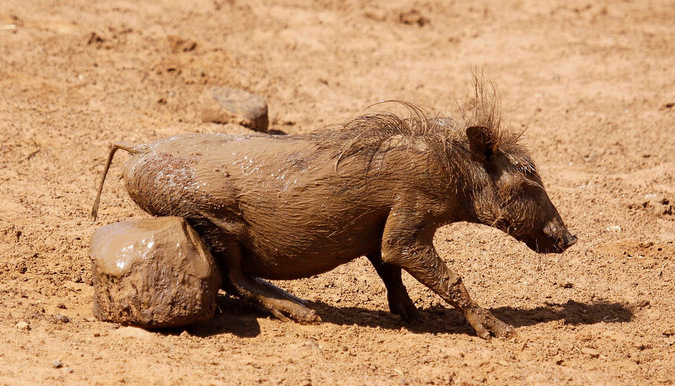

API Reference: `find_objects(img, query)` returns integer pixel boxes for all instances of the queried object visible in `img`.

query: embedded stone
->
[89,217,221,329]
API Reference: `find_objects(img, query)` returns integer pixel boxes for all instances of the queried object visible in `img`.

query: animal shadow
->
[314,299,635,336]
[186,296,635,338]
[492,299,636,328]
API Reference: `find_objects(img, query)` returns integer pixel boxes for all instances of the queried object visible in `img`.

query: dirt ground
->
[1,0,673,384]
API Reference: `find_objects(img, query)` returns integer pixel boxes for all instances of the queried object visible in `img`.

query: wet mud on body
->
[0,0,673,384]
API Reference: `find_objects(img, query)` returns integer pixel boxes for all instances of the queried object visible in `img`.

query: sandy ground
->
[1,0,674,384]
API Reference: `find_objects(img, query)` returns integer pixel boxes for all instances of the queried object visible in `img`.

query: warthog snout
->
[543,220,577,248]
[544,220,577,249]
[563,233,578,249]
[524,219,577,254]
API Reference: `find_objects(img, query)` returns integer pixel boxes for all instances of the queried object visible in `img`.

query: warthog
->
[93,80,576,338]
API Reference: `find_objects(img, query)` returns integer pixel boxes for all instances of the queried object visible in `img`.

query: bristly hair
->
[334,100,438,165]
[458,73,524,154]
[462,74,502,134]
[312,75,529,180]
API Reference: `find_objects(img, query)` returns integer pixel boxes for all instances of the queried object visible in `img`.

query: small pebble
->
[114,326,156,340]
[606,225,621,232]
[580,347,600,358]
[52,359,63,368]
[65,367,74,373]
[300,341,322,350]
[636,299,650,308]
[53,314,70,323]
[15,321,30,331]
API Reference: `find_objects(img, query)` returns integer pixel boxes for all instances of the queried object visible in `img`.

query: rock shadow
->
[180,295,263,338]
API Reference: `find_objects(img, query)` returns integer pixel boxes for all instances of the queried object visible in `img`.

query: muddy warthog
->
[92,80,576,338]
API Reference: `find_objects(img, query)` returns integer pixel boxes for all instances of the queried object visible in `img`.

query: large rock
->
[200,86,269,132]
[89,217,221,329]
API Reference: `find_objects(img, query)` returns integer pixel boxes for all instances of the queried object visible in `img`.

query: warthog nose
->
[543,222,577,251]
[565,234,578,248]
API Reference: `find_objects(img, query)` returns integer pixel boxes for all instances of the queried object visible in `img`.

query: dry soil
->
[0,0,673,384]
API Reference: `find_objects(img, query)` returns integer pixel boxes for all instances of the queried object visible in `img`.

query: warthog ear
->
[466,125,496,162]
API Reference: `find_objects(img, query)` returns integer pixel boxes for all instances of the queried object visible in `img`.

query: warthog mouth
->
[523,232,577,254]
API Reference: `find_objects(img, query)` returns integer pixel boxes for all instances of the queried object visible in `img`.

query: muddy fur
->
[312,80,552,249]
[92,78,576,337]
[322,79,533,192]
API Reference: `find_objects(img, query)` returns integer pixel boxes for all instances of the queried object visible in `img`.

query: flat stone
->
[114,326,156,340]
[89,217,221,329]
[200,86,269,132]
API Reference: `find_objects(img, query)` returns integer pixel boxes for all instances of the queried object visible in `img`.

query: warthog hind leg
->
[214,242,321,324]
[367,252,420,322]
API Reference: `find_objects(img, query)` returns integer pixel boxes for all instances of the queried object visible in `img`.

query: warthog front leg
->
[427,264,515,339]
[381,209,515,339]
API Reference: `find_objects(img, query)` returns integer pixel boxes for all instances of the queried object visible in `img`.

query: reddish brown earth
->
[0,0,673,384]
